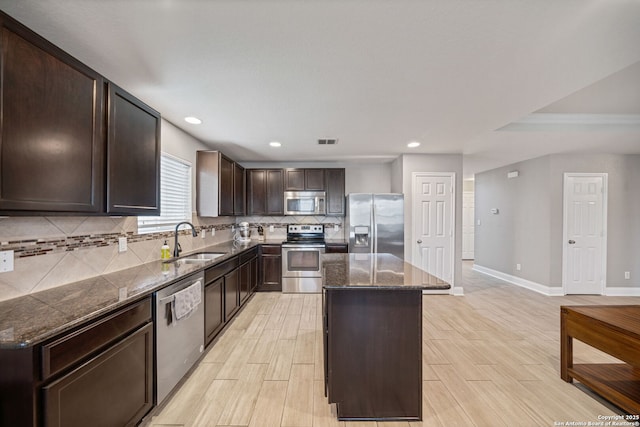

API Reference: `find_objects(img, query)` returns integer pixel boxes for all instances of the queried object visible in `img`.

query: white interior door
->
[462,190,474,260]
[563,173,607,295]
[412,173,454,286]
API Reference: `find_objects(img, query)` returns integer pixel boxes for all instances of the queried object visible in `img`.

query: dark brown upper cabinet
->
[0,12,105,214]
[284,168,325,191]
[247,169,284,215]
[325,168,345,216]
[233,162,246,216]
[106,84,160,215]
[0,11,161,216]
[196,151,244,217]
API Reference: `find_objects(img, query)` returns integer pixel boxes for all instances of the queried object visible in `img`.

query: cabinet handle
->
[417,240,422,244]
[113,204,158,210]
[568,240,576,244]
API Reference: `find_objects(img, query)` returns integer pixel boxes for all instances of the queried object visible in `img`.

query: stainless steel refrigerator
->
[346,193,404,259]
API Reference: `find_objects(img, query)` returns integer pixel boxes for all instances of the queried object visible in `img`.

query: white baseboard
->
[605,287,640,296]
[472,264,563,296]
[473,265,640,296]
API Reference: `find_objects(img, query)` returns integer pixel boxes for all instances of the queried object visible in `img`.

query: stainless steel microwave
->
[283,191,326,215]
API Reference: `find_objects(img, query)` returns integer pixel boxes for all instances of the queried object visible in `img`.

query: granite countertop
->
[0,239,282,349]
[322,253,451,290]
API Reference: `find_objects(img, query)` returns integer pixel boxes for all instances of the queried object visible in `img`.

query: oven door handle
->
[282,244,326,249]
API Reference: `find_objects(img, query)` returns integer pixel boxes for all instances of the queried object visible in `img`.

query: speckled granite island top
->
[322,253,451,290]
[0,240,275,349]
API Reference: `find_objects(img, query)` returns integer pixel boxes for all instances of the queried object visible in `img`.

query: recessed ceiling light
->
[269,141,282,147]
[184,116,202,125]
[407,141,421,148]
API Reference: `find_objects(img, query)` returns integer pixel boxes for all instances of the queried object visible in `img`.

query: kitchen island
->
[322,253,447,421]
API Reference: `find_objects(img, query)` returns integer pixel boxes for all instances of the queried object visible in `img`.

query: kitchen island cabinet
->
[323,253,438,421]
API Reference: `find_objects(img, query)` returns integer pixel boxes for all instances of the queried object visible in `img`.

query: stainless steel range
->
[282,224,325,293]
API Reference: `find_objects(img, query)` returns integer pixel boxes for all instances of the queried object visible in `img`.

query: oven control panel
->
[287,224,324,234]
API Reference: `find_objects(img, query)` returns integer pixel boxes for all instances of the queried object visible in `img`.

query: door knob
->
[568,240,576,244]
[417,240,422,244]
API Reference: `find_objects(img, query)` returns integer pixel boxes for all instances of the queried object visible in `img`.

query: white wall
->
[396,154,464,288]
[475,153,640,292]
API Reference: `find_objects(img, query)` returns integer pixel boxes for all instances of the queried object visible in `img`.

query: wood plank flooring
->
[146,262,636,426]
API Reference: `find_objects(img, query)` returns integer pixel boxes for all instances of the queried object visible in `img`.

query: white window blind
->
[137,153,192,234]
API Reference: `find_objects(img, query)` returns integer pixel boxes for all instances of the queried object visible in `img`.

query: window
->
[138,153,192,234]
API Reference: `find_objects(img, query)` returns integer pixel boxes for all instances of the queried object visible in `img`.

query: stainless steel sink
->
[169,252,226,263]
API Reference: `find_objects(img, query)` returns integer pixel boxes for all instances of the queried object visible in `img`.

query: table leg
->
[560,310,573,382]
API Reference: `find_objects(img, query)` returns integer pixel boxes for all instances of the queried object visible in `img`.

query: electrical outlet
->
[118,287,127,301]
[625,271,631,280]
[516,263,521,271]
[477,219,481,226]
[334,224,339,232]
[269,225,274,232]
[211,228,215,236]
[0,250,14,273]
[201,230,206,239]
[118,237,127,252]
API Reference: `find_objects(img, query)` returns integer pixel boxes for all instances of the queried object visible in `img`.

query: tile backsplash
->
[0,214,343,302]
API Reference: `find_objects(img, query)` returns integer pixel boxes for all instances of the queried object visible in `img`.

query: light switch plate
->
[201,230,206,239]
[0,250,14,273]
[211,228,215,236]
[269,225,274,232]
[118,237,127,252]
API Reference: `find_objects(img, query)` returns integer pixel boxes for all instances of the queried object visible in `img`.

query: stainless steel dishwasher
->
[154,271,205,404]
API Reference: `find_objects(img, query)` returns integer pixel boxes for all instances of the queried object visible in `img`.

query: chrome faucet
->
[173,221,198,258]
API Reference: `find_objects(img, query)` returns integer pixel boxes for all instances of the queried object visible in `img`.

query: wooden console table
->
[560,305,640,414]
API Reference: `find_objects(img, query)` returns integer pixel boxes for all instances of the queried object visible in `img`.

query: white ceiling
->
[1,0,640,178]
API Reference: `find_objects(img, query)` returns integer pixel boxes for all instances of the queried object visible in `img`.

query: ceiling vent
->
[318,138,338,145]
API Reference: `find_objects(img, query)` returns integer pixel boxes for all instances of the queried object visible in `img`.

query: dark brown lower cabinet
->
[324,288,422,421]
[43,322,153,427]
[205,277,225,345]
[224,268,240,321]
[258,244,282,291]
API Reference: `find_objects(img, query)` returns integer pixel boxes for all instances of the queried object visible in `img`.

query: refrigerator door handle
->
[372,197,377,254]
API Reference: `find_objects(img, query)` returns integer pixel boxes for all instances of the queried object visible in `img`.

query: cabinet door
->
[284,169,305,191]
[106,84,160,215]
[219,154,234,216]
[325,168,345,216]
[247,169,266,215]
[43,323,153,427]
[233,162,246,215]
[224,268,240,320]
[250,256,259,292]
[0,15,104,213]
[239,261,250,304]
[305,169,325,191]
[259,246,282,292]
[266,169,284,215]
[205,278,225,345]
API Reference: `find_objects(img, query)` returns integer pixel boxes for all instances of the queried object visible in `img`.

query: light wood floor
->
[146,262,636,426]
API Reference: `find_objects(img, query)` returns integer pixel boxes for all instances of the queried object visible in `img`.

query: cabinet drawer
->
[240,247,258,264]
[41,298,151,380]
[43,322,153,427]
[325,243,348,254]
[205,257,239,283]
[260,244,281,255]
